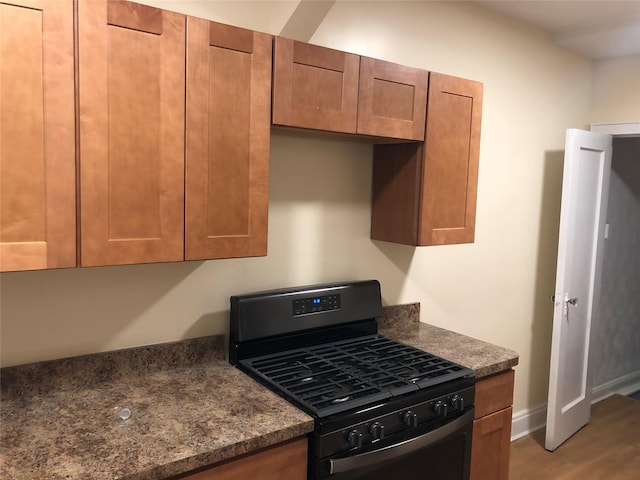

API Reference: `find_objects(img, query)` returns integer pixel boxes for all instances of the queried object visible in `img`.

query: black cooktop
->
[239,334,473,417]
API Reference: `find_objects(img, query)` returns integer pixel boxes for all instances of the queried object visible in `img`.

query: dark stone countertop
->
[0,303,518,479]
[379,303,519,378]
[0,336,313,480]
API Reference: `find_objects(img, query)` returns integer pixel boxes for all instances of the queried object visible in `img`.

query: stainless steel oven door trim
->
[328,409,474,475]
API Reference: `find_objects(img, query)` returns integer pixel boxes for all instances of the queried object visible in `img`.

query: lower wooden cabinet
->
[470,370,514,480]
[471,406,513,480]
[175,437,307,480]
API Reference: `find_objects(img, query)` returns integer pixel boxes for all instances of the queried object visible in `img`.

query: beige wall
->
[0,1,602,418]
[590,55,640,123]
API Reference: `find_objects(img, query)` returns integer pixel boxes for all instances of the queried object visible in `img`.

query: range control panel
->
[293,293,341,316]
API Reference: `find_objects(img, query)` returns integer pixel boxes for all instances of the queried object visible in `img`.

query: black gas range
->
[229,280,475,480]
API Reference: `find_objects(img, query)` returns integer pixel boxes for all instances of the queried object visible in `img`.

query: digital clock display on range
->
[292,294,341,316]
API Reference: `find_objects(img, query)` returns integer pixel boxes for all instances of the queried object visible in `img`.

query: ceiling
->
[475,0,640,60]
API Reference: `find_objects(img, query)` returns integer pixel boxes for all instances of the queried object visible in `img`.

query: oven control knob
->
[434,400,448,417]
[451,395,465,412]
[370,421,385,441]
[403,411,418,427]
[347,429,363,449]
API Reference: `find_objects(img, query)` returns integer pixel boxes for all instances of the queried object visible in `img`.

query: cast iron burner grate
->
[240,334,470,417]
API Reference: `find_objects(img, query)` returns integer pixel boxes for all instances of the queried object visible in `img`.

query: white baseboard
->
[510,369,640,441]
[591,370,640,403]
[510,403,547,441]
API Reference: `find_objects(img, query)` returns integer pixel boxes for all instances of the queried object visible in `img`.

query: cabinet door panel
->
[78,0,185,266]
[419,72,482,245]
[272,37,359,134]
[185,19,271,260]
[475,370,515,419]
[470,407,512,480]
[357,57,428,140]
[0,0,75,271]
[179,438,308,480]
[178,438,307,480]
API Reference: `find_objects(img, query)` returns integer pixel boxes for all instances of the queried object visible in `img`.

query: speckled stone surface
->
[0,336,313,480]
[1,305,518,479]
[378,303,519,378]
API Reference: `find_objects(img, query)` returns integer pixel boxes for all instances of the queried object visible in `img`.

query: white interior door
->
[545,128,612,451]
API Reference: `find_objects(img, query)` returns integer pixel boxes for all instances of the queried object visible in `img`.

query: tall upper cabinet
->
[1,0,272,271]
[371,72,483,246]
[78,1,271,266]
[185,19,271,260]
[78,0,186,266]
[0,0,76,272]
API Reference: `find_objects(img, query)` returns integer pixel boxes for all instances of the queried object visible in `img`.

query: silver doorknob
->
[566,297,578,306]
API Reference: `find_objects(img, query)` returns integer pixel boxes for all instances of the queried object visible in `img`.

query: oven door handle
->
[329,409,474,475]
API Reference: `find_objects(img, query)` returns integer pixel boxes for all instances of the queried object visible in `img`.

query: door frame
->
[588,121,640,403]
[590,121,640,137]
[589,122,640,330]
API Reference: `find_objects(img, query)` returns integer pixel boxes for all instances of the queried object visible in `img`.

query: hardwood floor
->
[509,394,640,479]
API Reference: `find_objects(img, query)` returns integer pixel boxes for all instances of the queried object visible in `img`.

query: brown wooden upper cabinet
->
[357,57,428,140]
[78,0,186,267]
[272,37,428,141]
[371,72,483,246]
[0,0,76,272]
[77,1,271,267]
[185,18,271,260]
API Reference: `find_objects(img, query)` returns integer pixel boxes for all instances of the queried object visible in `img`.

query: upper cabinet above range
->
[272,37,428,141]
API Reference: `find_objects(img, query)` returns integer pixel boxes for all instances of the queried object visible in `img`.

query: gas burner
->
[318,383,353,403]
[289,363,314,383]
[391,365,421,378]
[335,362,376,379]
[331,395,351,404]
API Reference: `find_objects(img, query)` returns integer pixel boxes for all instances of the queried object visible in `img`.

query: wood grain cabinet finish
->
[272,37,427,141]
[185,19,271,260]
[175,437,307,480]
[272,37,359,134]
[78,0,186,267]
[421,72,482,245]
[371,72,483,246]
[470,370,514,480]
[0,0,76,272]
[357,57,428,141]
